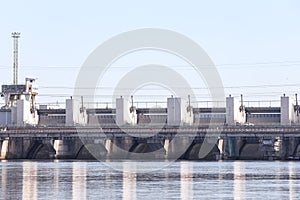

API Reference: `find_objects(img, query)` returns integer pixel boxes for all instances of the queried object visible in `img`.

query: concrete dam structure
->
[1,32,299,161]
[1,79,300,161]
[1,126,300,161]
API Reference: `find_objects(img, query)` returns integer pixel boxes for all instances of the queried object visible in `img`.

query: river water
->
[0,160,299,199]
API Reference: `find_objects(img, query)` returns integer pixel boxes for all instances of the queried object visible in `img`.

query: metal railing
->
[243,100,280,107]
[33,99,282,110]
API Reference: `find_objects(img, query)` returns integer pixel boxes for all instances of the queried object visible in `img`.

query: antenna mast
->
[12,32,20,85]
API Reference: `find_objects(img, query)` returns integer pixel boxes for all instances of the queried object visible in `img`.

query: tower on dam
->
[12,32,20,85]
[0,32,39,126]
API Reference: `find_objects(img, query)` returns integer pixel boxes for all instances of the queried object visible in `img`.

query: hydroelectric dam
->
[1,78,300,160]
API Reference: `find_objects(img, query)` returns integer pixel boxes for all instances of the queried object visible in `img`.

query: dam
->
[1,78,300,160]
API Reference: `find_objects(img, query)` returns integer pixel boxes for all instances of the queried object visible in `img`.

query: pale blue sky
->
[1,0,300,105]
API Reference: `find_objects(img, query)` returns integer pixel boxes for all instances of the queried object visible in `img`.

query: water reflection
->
[53,161,60,199]
[1,162,8,199]
[22,162,37,200]
[233,162,245,200]
[0,161,299,199]
[123,162,137,200]
[180,162,193,200]
[72,162,86,200]
[1,161,23,199]
[289,162,295,200]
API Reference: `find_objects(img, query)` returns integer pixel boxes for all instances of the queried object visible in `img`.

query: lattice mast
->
[12,32,20,85]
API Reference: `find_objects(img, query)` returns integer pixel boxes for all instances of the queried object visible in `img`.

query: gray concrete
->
[281,95,295,125]
[0,125,300,160]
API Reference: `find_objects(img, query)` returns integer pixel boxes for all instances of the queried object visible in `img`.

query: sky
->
[0,0,300,107]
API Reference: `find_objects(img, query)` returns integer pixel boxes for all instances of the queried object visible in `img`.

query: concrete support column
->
[279,137,288,160]
[105,138,135,159]
[167,97,193,126]
[287,137,297,157]
[226,96,246,126]
[116,97,137,126]
[54,140,74,159]
[0,138,24,159]
[281,95,295,125]
[164,137,192,159]
[217,139,225,159]
[224,137,239,159]
[0,139,9,159]
[105,139,113,158]
[66,98,87,126]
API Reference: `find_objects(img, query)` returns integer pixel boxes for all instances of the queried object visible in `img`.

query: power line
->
[38,83,300,90]
[36,91,300,98]
[1,60,300,69]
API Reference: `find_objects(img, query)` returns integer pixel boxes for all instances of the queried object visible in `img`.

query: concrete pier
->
[0,126,299,160]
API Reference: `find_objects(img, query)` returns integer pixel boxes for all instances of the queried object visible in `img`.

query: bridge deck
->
[1,126,300,139]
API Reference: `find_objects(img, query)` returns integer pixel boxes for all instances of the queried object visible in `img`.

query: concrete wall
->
[0,110,11,125]
[11,107,17,125]
[39,115,66,126]
[137,114,167,124]
[247,114,280,125]
[88,114,116,125]
[194,113,226,125]
[16,100,26,125]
